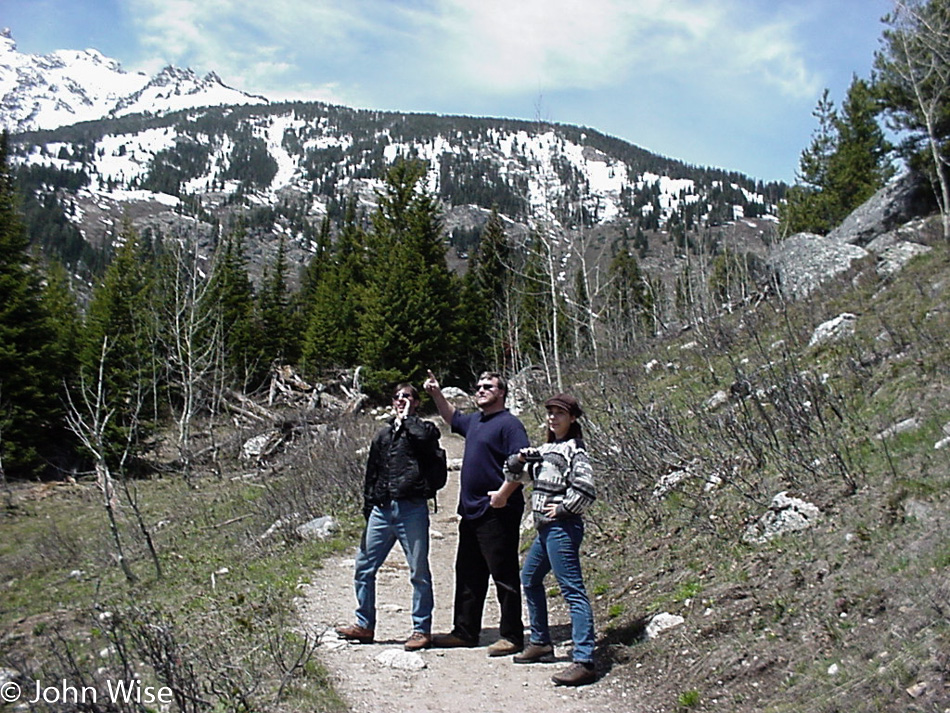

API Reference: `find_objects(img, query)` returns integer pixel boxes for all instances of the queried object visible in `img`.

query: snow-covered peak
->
[1,27,16,53]
[0,29,268,133]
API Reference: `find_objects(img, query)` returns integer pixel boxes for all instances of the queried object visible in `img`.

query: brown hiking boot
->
[552,662,596,686]
[404,632,433,651]
[335,624,374,644]
[486,638,523,657]
[431,632,477,648]
[513,643,555,664]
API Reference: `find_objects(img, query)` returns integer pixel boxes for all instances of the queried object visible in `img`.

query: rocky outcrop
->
[827,172,936,247]
[768,233,869,300]
[769,172,938,300]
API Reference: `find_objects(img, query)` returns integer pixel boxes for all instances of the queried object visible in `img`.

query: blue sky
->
[5,0,893,183]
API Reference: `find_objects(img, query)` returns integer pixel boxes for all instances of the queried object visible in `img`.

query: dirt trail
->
[296,428,632,713]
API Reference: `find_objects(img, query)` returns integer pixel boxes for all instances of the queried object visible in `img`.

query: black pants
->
[452,506,525,645]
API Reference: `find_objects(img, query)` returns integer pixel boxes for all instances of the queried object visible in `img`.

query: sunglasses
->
[393,392,414,401]
[475,383,497,392]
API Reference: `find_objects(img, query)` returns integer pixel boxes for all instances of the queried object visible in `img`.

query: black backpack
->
[420,442,448,509]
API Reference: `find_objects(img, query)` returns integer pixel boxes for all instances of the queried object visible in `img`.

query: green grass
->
[0,471,355,713]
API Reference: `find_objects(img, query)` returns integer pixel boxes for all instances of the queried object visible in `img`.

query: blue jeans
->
[354,498,433,633]
[521,517,595,663]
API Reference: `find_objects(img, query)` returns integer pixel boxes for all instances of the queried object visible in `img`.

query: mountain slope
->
[0,29,266,133]
[4,31,786,328]
[10,100,784,286]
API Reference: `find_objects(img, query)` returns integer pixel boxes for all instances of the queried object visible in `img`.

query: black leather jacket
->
[364,415,440,514]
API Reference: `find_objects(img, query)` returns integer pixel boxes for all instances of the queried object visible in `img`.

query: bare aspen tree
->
[158,238,220,482]
[64,337,138,583]
[517,126,571,390]
[537,221,565,391]
[66,335,164,581]
[877,0,950,239]
[562,223,617,368]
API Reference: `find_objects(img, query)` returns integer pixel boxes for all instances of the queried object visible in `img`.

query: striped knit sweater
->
[504,438,596,527]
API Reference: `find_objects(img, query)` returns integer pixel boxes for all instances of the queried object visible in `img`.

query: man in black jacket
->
[336,383,442,651]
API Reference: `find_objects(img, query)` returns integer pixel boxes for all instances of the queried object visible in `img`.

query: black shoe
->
[431,632,477,648]
[513,643,555,664]
[552,662,596,686]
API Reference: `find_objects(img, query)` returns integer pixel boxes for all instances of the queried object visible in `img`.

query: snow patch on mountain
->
[0,28,267,132]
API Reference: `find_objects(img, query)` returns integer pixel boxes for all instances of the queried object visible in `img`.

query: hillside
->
[8,99,784,293]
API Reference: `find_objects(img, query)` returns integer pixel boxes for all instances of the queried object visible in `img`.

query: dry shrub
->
[253,414,373,536]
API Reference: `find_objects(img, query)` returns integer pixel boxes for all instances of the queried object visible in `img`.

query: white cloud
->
[125,0,821,103]
[428,0,821,100]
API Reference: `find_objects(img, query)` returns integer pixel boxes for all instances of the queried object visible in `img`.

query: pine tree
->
[42,261,82,369]
[299,214,333,303]
[205,228,258,386]
[827,77,894,217]
[458,206,515,374]
[782,78,893,235]
[80,221,158,465]
[781,90,840,234]
[301,197,366,372]
[357,159,461,394]
[255,235,299,370]
[0,134,67,477]
[605,240,654,349]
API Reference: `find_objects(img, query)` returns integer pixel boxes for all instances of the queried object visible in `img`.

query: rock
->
[743,491,821,544]
[864,217,931,254]
[704,390,729,411]
[375,648,427,670]
[507,366,545,415]
[646,612,685,639]
[242,432,276,459]
[827,172,936,247]
[318,628,348,650]
[906,681,928,698]
[441,386,469,401]
[768,234,868,300]
[874,417,920,441]
[652,461,698,499]
[808,313,857,348]
[296,516,338,540]
[875,241,932,277]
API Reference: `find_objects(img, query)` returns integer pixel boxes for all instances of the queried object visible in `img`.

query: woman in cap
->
[502,393,597,686]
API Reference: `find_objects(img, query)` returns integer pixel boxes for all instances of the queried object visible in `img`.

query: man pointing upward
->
[424,369,529,656]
